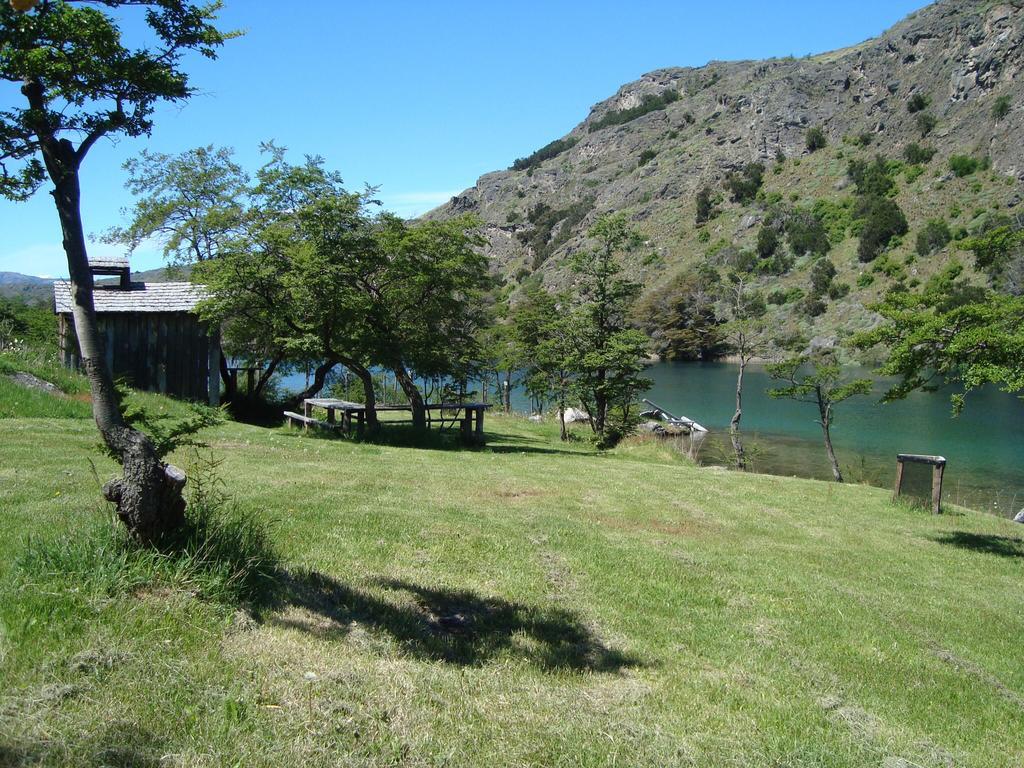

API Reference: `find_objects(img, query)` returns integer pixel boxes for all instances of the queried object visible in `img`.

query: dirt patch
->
[538,550,578,600]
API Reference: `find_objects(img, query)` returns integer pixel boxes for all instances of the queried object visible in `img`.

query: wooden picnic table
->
[291,398,491,444]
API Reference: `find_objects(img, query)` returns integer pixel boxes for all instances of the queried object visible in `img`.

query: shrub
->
[785,208,831,256]
[695,186,715,224]
[904,165,925,183]
[756,225,779,257]
[848,156,897,197]
[856,196,909,262]
[856,272,875,288]
[809,257,837,297]
[853,132,874,147]
[992,95,1011,120]
[511,137,579,172]
[589,90,680,132]
[906,93,930,113]
[916,219,952,256]
[799,294,827,317]
[811,198,853,243]
[805,126,827,152]
[949,154,980,177]
[638,148,658,166]
[903,143,936,165]
[725,162,765,203]
[916,112,937,137]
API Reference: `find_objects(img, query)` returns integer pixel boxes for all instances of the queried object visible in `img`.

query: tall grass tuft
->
[15,451,281,608]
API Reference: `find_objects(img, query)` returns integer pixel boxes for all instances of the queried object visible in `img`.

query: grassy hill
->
[1,367,1022,766]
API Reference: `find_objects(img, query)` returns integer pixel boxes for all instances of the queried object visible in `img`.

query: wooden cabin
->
[54,258,220,406]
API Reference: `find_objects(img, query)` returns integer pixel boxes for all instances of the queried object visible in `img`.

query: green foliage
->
[958,222,1024,293]
[695,186,716,224]
[855,263,1024,412]
[904,165,925,184]
[915,112,938,137]
[638,148,658,166]
[992,95,1011,121]
[903,143,936,165]
[589,90,680,132]
[105,146,249,265]
[767,286,804,305]
[0,1,234,202]
[0,297,56,349]
[809,258,837,297]
[856,272,875,288]
[805,126,827,152]
[810,198,853,243]
[633,270,724,361]
[916,219,952,257]
[784,207,831,257]
[114,385,223,461]
[756,226,779,258]
[848,156,898,197]
[906,93,930,114]
[511,137,579,172]
[725,162,764,204]
[856,196,909,262]
[518,197,596,269]
[949,155,981,178]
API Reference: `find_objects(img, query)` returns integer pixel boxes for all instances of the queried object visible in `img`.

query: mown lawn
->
[1,398,1022,767]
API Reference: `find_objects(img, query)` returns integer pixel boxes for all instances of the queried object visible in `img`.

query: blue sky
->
[0,0,927,278]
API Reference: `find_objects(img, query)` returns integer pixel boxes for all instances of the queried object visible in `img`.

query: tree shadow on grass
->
[933,531,1024,559]
[0,723,165,767]
[265,570,640,673]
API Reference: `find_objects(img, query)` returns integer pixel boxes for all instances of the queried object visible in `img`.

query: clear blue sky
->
[0,0,927,278]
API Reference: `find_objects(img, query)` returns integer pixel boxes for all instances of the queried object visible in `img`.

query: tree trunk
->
[253,356,281,397]
[392,366,426,430]
[219,350,235,400]
[819,402,843,483]
[292,358,336,403]
[501,371,512,414]
[45,136,185,542]
[340,359,378,432]
[558,387,568,441]
[730,359,746,470]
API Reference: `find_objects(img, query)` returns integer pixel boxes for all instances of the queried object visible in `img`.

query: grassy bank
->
[1,385,1022,766]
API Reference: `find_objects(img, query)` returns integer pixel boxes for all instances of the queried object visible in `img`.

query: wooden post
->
[461,408,472,443]
[356,410,365,437]
[343,410,352,434]
[931,462,945,515]
[304,400,313,418]
[246,367,255,395]
[326,407,336,424]
[893,459,905,500]
[229,368,239,398]
[475,406,484,443]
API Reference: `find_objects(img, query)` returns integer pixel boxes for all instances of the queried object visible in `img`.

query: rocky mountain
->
[429,0,1024,353]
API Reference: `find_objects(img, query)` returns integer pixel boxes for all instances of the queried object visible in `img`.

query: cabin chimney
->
[88,257,131,289]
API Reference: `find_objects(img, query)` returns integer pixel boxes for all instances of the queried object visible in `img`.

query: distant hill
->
[0,266,185,307]
[430,0,1024,353]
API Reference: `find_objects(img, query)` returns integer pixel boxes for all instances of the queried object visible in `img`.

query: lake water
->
[276,361,1024,516]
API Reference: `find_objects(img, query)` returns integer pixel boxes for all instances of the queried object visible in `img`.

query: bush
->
[856,196,909,262]
[809,257,837,297]
[856,272,875,288]
[949,154,981,177]
[756,225,779,257]
[903,143,936,165]
[916,112,937,137]
[992,95,1011,120]
[811,198,853,243]
[805,126,827,152]
[785,208,831,256]
[589,90,680,132]
[695,186,715,224]
[511,137,579,172]
[638,148,658,166]
[725,162,765,203]
[848,156,897,197]
[916,219,952,256]
[907,93,930,113]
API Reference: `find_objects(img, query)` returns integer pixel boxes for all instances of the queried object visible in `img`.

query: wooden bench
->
[283,411,342,432]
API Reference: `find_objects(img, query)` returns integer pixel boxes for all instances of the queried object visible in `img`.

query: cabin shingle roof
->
[53,281,208,314]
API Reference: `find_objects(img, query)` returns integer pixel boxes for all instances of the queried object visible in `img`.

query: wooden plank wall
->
[59,312,219,405]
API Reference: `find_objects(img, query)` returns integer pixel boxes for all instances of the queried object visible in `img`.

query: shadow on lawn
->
[0,723,165,768]
[266,570,639,673]
[934,531,1024,559]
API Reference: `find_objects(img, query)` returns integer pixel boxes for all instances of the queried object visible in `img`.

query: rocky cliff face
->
[429,0,1024,342]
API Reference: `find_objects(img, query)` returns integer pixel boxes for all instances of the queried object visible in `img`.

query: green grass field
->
[1,372,1022,767]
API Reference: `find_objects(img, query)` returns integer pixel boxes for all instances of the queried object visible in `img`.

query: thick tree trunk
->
[393,366,426,430]
[558,387,568,442]
[219,350,235,399]
[45,135,185,542]
[730,359,746,470]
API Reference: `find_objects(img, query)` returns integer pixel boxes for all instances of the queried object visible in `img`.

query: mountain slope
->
[430,0,1024,351]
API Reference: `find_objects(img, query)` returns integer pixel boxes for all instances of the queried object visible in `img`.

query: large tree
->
[0,0,233,541]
